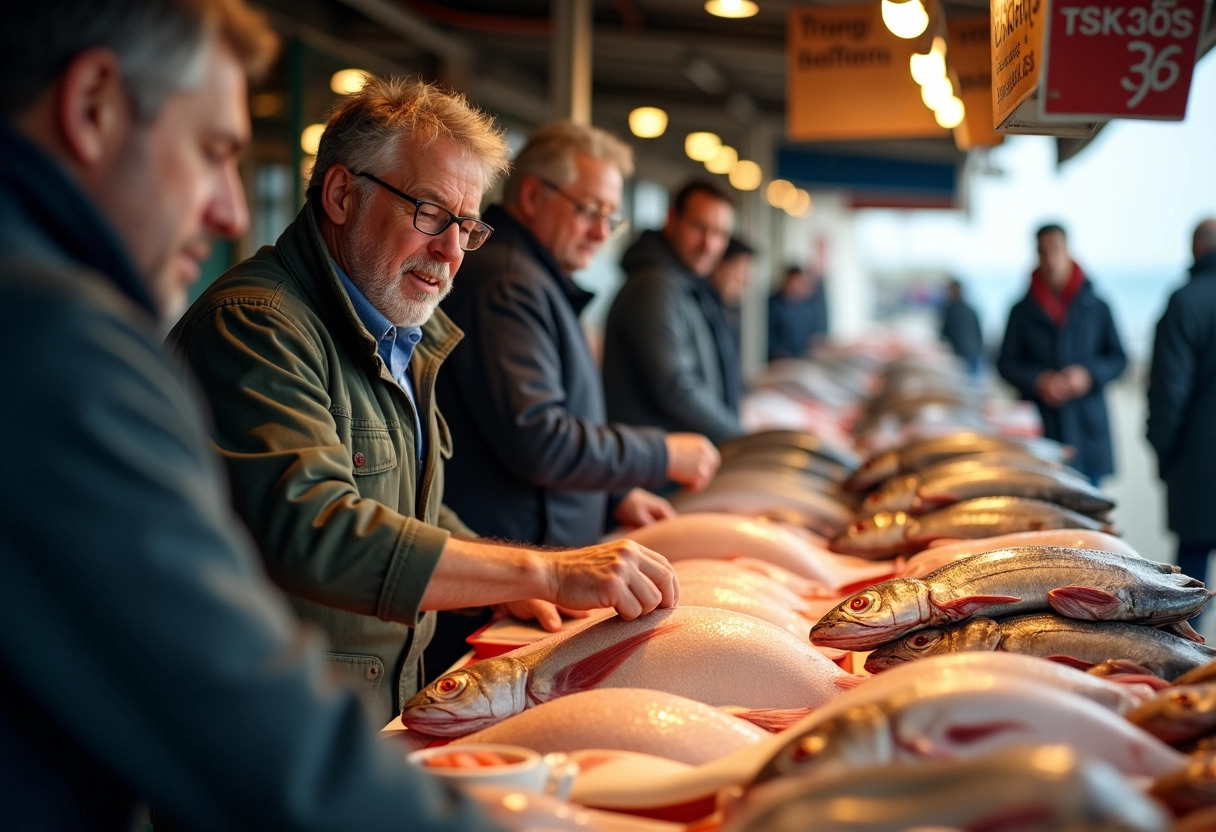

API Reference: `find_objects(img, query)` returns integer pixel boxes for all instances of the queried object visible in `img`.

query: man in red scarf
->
[997,224,1127,485]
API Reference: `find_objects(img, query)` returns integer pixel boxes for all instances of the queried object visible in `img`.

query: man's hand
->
[1060,364,1092,398]
[613,488,676,529]
[492,599,590,632]
[665,433,720,491]
[1035,370,1069,407]
[546,540,679,621]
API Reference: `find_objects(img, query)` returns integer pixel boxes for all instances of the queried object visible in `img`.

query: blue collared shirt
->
[335,264,424,461]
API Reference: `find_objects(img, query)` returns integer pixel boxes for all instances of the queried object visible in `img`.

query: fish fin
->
[729,707,815,733]
[1047,585,1124,619]
[834,673,869,691]
[1045,654,1095,671]
[547,621,680,697]
[932,593,1021,618]
[1159,619,1206,643]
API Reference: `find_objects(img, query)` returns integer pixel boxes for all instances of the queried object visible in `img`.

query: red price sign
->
[1040,0,1208,119]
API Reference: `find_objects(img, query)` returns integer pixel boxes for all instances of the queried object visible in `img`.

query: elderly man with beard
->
[169,77,678,726]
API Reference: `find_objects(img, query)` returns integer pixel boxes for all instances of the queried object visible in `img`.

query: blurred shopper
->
[169,79,678,725]
[997,223,1127,485]
[707,235,756,403]
[940,277,985,375]
[602,180,742,443]
[433,123,717,663]
[0,2,514,829]
[767,264,829,362]
[1147,218,1216,592]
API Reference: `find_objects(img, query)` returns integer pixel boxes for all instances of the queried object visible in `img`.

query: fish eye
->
[910,633,933,648]
[434,676,466,698]
[848,594,872,612]
[851,521,869,533]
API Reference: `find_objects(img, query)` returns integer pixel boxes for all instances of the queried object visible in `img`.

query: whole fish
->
[810,546,1212,650]
[863,465,1115,516]
[718,429,860,472]
[718,447,852,488]
[1126,683,1216,746]
[724,745,1169,832]
[671,471,855,538]
[845,431,1073,492]
[830,496,1117,559]
[899,528,1139,578]
[750,675,1185,787]
[402,606,858,736]
[864,613,1216,679]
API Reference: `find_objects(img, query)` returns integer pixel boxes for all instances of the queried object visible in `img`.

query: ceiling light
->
[920,77,954,111]
[909,40,947,85]
[786,189,812,217]
[300,123,326,156]
[729,160,762,190]
[330,69,370,95]
[765,178,794,208]
[685,131,722,162]
[935,96,966,129]
[882,0,929,39]
[705,144,738,175]
[705,0,759,19]
[628,107,668,138]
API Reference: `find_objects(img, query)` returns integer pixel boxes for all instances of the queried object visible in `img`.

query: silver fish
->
[1127,683,1216,745]
[864,613,1216,679]
[863,465,1115,516]
[810,546,1212,650]
[830,496,1117,559]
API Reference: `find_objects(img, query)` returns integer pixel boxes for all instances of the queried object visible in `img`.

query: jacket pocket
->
[349,427,398,476]
[322,652,385,703]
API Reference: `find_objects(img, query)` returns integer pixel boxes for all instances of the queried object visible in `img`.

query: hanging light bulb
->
[910,37,947,85]
[882,0,929,39]
[705,0,759,19]
[685,131,722,162]
[765,179,794,208]
[705,144,738,175]
[300,123,326,156]
[330,69,369,95]
[935,96,966,129]
[628,107,668,138]
[920,76,954,110]
[729,160,762,191]
[785,189,812,217]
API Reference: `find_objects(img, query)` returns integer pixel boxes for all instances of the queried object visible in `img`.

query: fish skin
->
[810,546,1213,650]
[750,675,1186,787]
[899,529,1139,579]
[845,432,1072,492]
[402,606,858,737]
[1126,683,1216,745]
[1174,658,1216,687]
[831,497,1117,559]
[907,467,1115,516]
[866,613,1216,679]
[1148,753,1216,815]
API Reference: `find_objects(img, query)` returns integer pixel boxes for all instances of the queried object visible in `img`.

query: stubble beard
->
[348,213,452,328]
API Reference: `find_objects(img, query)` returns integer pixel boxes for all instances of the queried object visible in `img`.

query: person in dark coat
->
[1147,218,1216,596]
[940,278,984,375]
[0,2,511,830]
[767,265,829,361]
[602,181,743,443]
[997,224,1127,484]
[707,235,756,403]
[434,123,718,663]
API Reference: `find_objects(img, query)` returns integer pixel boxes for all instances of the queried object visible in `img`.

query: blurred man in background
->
[1147,218,1216,595]
[767,264,828,362]
[998,223,1127,485]
[940,277,984,376]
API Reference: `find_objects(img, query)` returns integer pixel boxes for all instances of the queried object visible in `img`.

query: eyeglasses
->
[537,178,628,235]
[355,171,493,251]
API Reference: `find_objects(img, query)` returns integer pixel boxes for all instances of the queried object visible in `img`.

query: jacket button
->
[353,452,366,468]
[365,665,380,680]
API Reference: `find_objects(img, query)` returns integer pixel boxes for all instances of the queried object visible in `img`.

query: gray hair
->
[309,76,511,196]
[503,121,634,205]
[0,0,277,121]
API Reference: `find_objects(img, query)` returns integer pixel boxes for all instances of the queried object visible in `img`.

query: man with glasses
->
[169,79,679,726]
[434,123,719,656]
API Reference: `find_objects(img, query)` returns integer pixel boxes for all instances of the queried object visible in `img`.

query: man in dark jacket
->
[0,2,510,829]
[1147,218,1216,594]
[767,265,829,362]
[940,278,984,375]
[997,224,1127,484]
[168,78,678,725]
[602,180,743,443]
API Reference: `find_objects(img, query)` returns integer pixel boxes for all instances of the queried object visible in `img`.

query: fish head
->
[809,579,932,649]
[399,658,530,737]
[750,702,891,787]
[864,626,950,672]
[829,512,912,556]
[862,474,919,513]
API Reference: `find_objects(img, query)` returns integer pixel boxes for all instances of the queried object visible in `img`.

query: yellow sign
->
[990,0,1047,127]
[787,5,943,140]
[948,14,1003,148]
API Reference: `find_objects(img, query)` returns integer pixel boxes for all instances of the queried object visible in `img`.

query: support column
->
[550,0,593,124]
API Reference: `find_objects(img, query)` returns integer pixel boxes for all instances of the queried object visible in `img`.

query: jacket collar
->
[275,200,463,366]
[482,204,596,315]
[1192,250,1216,277]
[0,120,154,316]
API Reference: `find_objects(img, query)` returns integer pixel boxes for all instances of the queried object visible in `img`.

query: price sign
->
[1040,0,1208,119]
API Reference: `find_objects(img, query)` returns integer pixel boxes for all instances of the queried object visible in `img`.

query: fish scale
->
[402,606,858,736]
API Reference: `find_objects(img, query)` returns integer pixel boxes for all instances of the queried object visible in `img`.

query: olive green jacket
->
[168,202,475,724]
